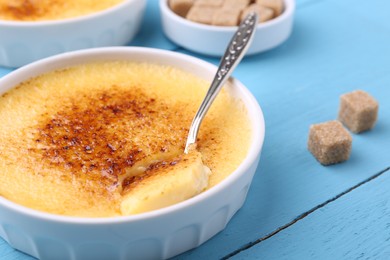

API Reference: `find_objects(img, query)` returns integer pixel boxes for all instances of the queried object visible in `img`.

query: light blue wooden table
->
[1,0,390,259]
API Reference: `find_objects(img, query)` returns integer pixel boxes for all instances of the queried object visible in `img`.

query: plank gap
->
[171,46,184,52]
[222,166,390,260]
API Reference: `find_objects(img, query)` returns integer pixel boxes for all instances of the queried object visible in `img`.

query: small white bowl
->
[0,47,265,259]
[160,0,295,56]
[0,0,146,68]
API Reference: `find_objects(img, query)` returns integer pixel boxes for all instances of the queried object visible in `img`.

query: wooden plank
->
[329,0,390,32]
[232,168,390,259]
[175,0,390,258]
[0,239,32,260]
[130,0,178,50]
[1,0,390,259]
[0,68,11,78]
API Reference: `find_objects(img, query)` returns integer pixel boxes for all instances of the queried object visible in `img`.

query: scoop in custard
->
[121,150,210,215]
[0,61,251,217]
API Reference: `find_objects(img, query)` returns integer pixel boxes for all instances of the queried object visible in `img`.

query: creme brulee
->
[0,62,251,217]
[0,0,123,21]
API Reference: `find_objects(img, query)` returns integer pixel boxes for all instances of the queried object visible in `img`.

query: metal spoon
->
[184,12,259,153]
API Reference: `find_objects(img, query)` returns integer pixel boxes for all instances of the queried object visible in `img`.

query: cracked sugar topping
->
[0,61,251,216]
[0,0,123,21]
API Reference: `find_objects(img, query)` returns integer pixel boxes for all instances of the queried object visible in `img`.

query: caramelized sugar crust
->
[0,0,123,21]
[0,62,251,217]
[31,86,188,193]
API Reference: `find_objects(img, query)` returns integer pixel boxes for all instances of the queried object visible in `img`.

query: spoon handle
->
[184,12,259,153]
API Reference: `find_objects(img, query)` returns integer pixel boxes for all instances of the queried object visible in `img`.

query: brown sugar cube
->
[212,8,242,26]
[194,0,224,7]
[241,4,274,23]
[169,0,195,17]
[223,0,251,10]
[308,121,352,165]
[256,0,284,16]
[186,6,218,25]
[338,90,379,133]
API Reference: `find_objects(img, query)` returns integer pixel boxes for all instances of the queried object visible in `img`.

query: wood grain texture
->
[175,0,390,258]
[1,0,390,259]
[232,167,390,259]
[130,0,177,50]
[0,239,32,260]
[0,68,11,78]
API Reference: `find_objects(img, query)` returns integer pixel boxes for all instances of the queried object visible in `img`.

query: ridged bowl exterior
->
[160,0,295,56]
[0,0,146,68]
[0,47,265,260]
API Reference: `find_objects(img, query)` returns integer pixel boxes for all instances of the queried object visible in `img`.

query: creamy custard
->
[0,0,123,21]
[0,61,251,217]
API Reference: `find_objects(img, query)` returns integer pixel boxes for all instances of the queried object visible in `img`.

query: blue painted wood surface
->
[232,167,390,259]
[1,0,389,259]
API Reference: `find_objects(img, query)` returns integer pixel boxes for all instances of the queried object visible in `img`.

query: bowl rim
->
[0,0,142,27]
[160,0,295,32]
[0,47,265,224]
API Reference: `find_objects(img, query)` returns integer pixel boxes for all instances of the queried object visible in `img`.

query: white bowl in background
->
[0,47,265,260]
[160,0,295,56]
[0,0,146,68]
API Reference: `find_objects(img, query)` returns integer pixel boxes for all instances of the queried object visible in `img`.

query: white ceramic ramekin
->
[0,0,146,68]
[0,47,265,260]
[160,0,295,56]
